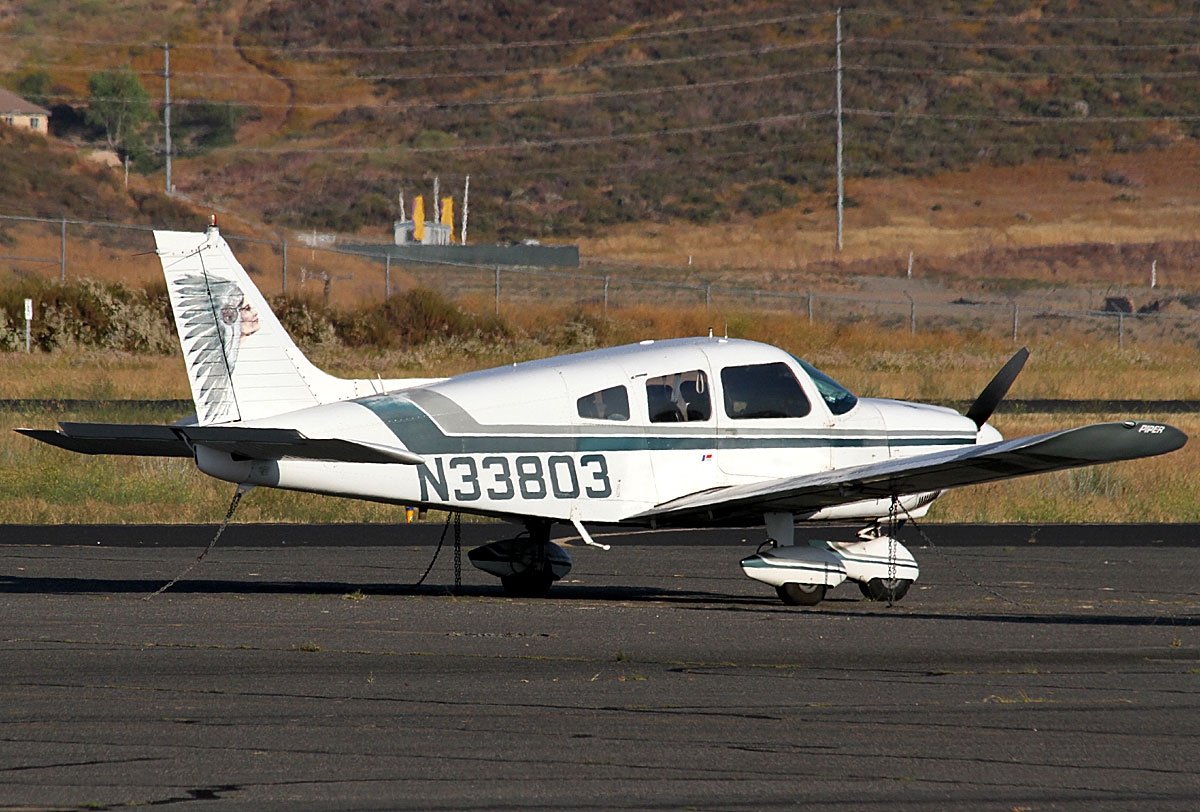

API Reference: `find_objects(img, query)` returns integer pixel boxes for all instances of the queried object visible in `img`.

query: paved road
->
[1,526,1198,810]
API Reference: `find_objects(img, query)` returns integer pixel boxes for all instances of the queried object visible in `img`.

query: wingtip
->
[1123,420,1188,454]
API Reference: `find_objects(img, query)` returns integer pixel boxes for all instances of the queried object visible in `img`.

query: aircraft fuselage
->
[198,337,985,526]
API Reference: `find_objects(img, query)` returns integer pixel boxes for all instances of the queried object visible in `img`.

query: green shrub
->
[268,293,340,349]
[0,277,175,353]
[334,287,510,348]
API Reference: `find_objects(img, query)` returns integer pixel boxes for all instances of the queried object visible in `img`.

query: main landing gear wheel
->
[859,577,912,602]
[776,582,826,606]
[501,572,555,598]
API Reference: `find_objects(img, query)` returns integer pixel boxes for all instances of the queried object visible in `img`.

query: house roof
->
[0,88,51,116]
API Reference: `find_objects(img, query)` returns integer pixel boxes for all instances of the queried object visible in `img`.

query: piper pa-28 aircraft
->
[19,224,1188,606]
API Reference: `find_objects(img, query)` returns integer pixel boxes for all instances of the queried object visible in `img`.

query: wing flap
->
[635,420,1186,524]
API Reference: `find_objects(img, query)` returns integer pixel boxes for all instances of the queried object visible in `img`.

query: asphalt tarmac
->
[1,523,1198,811]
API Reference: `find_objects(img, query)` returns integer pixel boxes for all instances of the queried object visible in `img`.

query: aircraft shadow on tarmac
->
[2,573,1196,627]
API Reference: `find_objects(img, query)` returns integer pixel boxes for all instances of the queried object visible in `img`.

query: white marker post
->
[24,298,33,353]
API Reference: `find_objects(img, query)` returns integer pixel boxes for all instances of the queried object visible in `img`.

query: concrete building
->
[394,219,453,246]
[0,88,50,135]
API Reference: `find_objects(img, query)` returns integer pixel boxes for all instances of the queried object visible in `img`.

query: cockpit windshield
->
[793,357,858,415]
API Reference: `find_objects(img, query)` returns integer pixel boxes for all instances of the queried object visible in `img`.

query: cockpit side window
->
[646,370,711,423]
[721,362,812,419]
[577,386,630,421]
[793,357,858,415]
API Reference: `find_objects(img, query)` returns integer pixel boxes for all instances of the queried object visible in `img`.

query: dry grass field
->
[3,307,1199,401]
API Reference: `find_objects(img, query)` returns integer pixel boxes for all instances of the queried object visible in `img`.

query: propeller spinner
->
[965,347,1030,429]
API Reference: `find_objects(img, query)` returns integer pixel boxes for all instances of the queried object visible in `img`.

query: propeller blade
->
[965,347,1030,428]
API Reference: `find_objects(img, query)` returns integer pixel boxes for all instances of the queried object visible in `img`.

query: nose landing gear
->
[741,512,919,607]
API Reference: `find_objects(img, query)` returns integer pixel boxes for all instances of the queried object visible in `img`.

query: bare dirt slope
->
[582,142,1200,288]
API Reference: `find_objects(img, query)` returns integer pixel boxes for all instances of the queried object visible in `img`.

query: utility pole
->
[835,8,844,253]
[163,42,172,195]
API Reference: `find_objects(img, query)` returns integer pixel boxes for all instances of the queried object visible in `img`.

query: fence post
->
[806,290,813,323]
[281,238,288,295]
[705,283,711,311]
[603,275,610,315]
[495,266,501,315]
[60,216,66,282]
[1012,303,1019,343]
[904,292,915,335]
[1118,312,1124,348]
[385,254,391,299]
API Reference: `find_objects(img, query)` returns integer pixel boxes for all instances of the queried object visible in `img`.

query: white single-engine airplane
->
[19,225,1188,605]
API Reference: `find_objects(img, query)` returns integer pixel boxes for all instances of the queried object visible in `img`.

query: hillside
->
[0,127,194,225]
[5,1,1200,248]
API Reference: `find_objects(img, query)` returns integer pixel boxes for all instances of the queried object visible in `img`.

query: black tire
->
[776,582,826,606]
[858,577,912,602]
[501,572,554,598]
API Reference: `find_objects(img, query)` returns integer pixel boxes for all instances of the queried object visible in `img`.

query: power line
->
[20,38,831,85]
[197,111,833,156]
[847,64,1200,81]
[847,107,1200,124]
[0,10,831,56]
[10,9,1199,58]
[845,10,1200,25]
[237,10,831,55]
[46,66,833,113]
[167,139,834,177]
[849,36,1200,52]
[395,67,830,109]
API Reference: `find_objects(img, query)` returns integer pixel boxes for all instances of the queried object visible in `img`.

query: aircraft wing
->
[17,422,424,465]
[633,420,1186,525]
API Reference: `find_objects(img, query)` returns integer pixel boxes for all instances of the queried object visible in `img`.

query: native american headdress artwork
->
[171,271,257,424]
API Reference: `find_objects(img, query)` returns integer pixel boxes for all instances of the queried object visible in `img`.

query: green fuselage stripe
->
[358,395,976,456]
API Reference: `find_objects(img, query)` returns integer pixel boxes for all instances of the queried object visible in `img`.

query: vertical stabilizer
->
[155,226,340,424]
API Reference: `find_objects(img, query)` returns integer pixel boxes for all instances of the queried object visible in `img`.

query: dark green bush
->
[334,287,510,348]
[0,277,174,352]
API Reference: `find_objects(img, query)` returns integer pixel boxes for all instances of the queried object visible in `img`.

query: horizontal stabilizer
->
[17,422,424,465]
[635,420,1187,525]
[16,423,192,457]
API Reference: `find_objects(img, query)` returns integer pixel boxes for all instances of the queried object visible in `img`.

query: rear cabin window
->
[721,362,812,419]
[576,386,630,421]
[645,370,711,423]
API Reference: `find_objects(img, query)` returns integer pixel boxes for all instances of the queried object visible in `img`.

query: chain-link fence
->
[2,212,1197,349]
